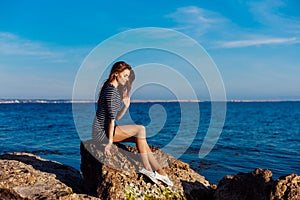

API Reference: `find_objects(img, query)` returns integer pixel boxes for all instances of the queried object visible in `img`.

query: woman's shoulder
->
[102,84,119,95]
[106,84,117,91]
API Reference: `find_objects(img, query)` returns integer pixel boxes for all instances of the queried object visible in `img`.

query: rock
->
[80,139,213,200]
[60,193,100,200]
[0,152,99,200]
[2,149,298,200]
[214,168,274,200]
[270,173,300,200]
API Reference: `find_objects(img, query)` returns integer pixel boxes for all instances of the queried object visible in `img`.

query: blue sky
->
[0,0,300,100]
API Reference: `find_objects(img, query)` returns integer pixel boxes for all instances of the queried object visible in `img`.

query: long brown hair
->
[100,61,135,97]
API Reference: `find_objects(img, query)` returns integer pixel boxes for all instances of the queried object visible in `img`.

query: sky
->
[0,0,300,100]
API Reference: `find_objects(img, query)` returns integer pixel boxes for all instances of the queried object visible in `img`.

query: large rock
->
[214,168,274,200]
[214,168,300,200]
[80,139,213,200]
[270,173,300,200]
[0,152,99,200]
[2,150,298,199]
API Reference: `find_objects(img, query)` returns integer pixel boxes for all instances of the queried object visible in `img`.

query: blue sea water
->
[0,101,299,184]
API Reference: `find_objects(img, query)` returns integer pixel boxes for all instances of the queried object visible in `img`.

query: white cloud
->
[165,6,229,36]
[0,32,93,98]
[248,0,300,33]
[216,37,299,48]
[0,32,59,57]
[214,0,300,49]
[170,6,223,23]
[0,32,90,63]
[165,3,300,49]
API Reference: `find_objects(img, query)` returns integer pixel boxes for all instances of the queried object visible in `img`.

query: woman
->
[92,61,173,186]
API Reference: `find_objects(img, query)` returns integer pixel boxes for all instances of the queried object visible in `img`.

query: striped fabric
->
[92,84,121,143]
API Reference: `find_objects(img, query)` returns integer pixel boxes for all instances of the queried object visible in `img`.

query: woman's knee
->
[137,125,146,138]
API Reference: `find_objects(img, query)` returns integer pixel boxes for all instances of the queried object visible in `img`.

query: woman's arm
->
[108,119,115,144]
[104,119,115,156]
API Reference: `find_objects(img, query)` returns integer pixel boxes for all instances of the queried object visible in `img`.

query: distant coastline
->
[0,99,300,104]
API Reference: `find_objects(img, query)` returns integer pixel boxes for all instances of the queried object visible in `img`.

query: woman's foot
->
[139,168,158,184]
[154,171,174,186]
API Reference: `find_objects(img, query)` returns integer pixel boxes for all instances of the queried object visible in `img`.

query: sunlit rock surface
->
[80,139,213,199]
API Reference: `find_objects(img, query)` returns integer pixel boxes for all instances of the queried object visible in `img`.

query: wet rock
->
[214,168,274,200]
[80,139,213,200]
[270,173,300,200]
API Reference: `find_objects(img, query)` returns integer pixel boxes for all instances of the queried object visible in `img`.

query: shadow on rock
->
[181,180,214,200]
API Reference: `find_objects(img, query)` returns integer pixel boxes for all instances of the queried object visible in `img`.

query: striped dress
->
[92,84,121,143]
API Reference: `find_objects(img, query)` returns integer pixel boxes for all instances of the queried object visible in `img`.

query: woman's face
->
[116,69,130,86]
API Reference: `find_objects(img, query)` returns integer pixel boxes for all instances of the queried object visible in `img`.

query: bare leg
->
[145,145,167,175]
[113,125,166,175]
[124,136,167,175]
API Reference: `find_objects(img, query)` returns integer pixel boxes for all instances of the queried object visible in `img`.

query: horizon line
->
[1,99,300,104]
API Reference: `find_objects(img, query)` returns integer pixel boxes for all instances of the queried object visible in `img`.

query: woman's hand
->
[116,91,130,121]
[123,92,130,108]
[104,143,112,156]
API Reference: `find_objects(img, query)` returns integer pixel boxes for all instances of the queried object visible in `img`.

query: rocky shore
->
[0,140,299,199]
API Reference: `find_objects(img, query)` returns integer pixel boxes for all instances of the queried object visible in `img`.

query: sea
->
[0,100,299,184]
